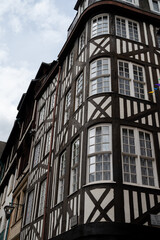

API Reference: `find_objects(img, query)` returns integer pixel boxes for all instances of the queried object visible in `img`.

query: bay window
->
[149,0,160,13]
[120,0,139,5]
[122,127,158,187]
[118,60,147,99]
[91,14,109,38]
[116,16,140,42]
[88,125,112,183]
[90,58,111,95]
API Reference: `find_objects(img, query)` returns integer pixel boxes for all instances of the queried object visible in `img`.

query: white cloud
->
[0,0,75,141]
[0,65,35,141]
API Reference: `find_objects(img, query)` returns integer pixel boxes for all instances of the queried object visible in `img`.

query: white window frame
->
[90,58,111,96]
[118,60,148,100]
[70,138,80,193]
[38,179,46,217]
[87,124,112,183]
[58,151,66,202]
[75,73,83,110]
[149,0,160,13]
[116,16,141,42]
[121,126,158,188]
[120,0,139,6]
[91,14,109,38]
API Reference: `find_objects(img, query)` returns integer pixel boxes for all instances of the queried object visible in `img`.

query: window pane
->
[25,191,34,225]
[38,180,46,217]
[92,15,108,37]
[140,158,155,186]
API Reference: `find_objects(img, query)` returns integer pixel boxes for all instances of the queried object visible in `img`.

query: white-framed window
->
[121,127,158,187]
[79,31,85,53]
[69,51,74,70]
[90,58,111,95]
[116,16,140,42]
[58,151,66,202]
[91,14,109,38]
[70,138,80,193]
[38,105,45,126]
[38,179,46,217]
[75,73,83,110]
[33,142,41,167]
[64,90,71,124]
[25,190,34,225]
[149,0,160,13]
[88,125,112,183]
[45,129,52,155]
[118,60,147,99]
[120,0,139,5]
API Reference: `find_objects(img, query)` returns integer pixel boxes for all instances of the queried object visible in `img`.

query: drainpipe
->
[41,66,61,240]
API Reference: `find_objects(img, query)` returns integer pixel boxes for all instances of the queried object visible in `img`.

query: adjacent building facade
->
[1,0,160,239]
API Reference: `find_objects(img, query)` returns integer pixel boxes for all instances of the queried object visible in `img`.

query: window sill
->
[123,182,159,190]
[83,181,116,188]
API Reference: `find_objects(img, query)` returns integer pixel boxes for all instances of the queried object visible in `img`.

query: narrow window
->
[75,73,83,110]
[38,180,46,217]
[64,90,71,124]
[69,51,74,70]
[45,129,52,155]
[153,0,160,12]
[90,58,110,95]
[122,129,137,183]
[25,191,34,225]
[91,15,109,38]
[39,106,45,126]
[79,31,85,52]
[118,61,130,96]
[58,152,66,202]
[88,125,112,182]
[33,142,41,167]
[50,91,55,112]
[133,65,145,99]
[71,138,80,193]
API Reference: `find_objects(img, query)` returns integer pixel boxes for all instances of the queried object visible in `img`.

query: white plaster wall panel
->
[141,193,147,214]
[127,100,131,117]
[147,52,150,63]
[154,53,158,65]
[149,67,156,102]
[133,191,139,219]
[143,22,149,45]
[116,39,121,54]
[133,101,138,115]
[128,42,132,52]
[148,114,153,126]
[155,112,159,128]
[149,194,155,208]
[84,192,95,223]
[141,53,145,61]
[89,43,96,57]
[124,190,130,223]
[122,40,127,53]
[119,98,124,119]
[88,102,96,121]
[150,24,156,47]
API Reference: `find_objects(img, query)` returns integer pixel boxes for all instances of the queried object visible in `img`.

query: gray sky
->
[0,0,77,141]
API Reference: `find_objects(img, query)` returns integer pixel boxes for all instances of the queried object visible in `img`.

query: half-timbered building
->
[17,0,160,239]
